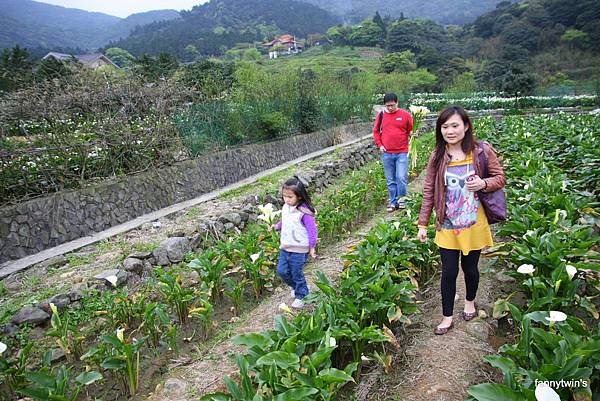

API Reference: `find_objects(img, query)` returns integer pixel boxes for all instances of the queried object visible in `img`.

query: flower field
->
[1,110,599,401]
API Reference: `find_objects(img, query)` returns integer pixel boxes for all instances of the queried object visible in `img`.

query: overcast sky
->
[37,0,207,18]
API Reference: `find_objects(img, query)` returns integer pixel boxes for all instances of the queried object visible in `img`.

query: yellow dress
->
[434,155,493,255]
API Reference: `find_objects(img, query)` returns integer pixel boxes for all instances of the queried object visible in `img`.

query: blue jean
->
[381,152,408,206]
[276,249,309,299]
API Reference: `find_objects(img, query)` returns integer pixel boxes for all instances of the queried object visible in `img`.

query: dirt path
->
[360,240,502,401]
[362,261,500,401]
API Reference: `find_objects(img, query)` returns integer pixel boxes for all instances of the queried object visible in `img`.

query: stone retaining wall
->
[0,123,370,263]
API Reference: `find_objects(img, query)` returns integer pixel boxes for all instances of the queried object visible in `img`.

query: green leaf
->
[492,299,510,319]
[100,334,123,348]
[308,346,335,369]
[199,392,233,401]
[24,371,56,387]
[101,357,127,370]
[256,351,299,370]
[274,387,318,401]
[18,387,51,399]
[75,371,103,385]
[233,333,273,349]
[317,368,355,384]
[224,376,244,400]
[467,383,525,401]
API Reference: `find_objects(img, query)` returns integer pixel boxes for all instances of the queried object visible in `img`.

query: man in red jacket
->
[373,93,414,212]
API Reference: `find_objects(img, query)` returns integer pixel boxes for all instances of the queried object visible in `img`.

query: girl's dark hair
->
[282,176,315,213]
[433,105,477,171]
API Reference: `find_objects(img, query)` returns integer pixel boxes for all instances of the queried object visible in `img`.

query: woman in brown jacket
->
[417,105,506,335]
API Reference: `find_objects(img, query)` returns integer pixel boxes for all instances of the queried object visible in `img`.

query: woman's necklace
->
[447,148,466,161]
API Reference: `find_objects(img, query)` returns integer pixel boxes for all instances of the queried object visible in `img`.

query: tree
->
[387,18,456,56]
[326,25,352,45]
[373,11,386,33]
[416,46,444,70]
[445,72,477,93]
[176,59,236,98]
[379,51,416,73]
[501,20,541,51]
[476,59,535,95]
[36,57,73,80]
[0,45,33,92]
[501,45,530,64]
[500,66,536,96]
[561,29,588,49]
[298,69,321,134]
[134,53,178,81]
[105,47,136,69]
[348,19,385,47]
[242,48,261,61]
[184,44,199,61]
[435,57,470,90]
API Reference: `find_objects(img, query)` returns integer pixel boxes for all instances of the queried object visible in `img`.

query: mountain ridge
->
[0,0,181,50]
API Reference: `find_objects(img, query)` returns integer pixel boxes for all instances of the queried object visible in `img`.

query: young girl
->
[273,176,318,309]
[417,106,506,335]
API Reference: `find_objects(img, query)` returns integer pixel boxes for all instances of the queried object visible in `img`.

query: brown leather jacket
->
[418,142,506,230]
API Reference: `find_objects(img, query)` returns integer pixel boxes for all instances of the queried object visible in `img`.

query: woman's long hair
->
[432,105,477,171]
[282,176,316,213]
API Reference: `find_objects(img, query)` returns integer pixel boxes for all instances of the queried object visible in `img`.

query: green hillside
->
[108,0,341,59]
[0,0,180,50]
[301,0,520,25]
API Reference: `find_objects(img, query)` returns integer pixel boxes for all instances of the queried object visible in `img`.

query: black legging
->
[440,247,481,317]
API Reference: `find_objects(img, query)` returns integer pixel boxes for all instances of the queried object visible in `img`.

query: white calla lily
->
[517,264,535,274]
[393,222,400,230]
[565,265,577,279]
[105,275,118,287]
[250,253,260,263]
[535,382,561,401]
[49,302,58,316]
[408,105,430,117]
[116,328,125,343]
[257,203,281,224]
[545,311,567,323]
[0,341,7,355]
[329,337,337,347]
[278,303,292,314]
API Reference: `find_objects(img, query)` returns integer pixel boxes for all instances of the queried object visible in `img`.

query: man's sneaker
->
[290,289,295,299]
[291,298,304,309]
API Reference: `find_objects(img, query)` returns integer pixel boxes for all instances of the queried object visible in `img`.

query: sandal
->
[386,204,397,213]
[434,322,454,335]
[397,202,406,209]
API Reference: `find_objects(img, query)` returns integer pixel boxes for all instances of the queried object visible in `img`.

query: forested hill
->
[299,0,520,25]
[106,0,341,58]
[0,0,180,50]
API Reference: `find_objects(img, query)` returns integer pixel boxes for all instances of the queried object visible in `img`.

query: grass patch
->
[66,252,96,267]
[180,206,203,222]
[260,46,383,74]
